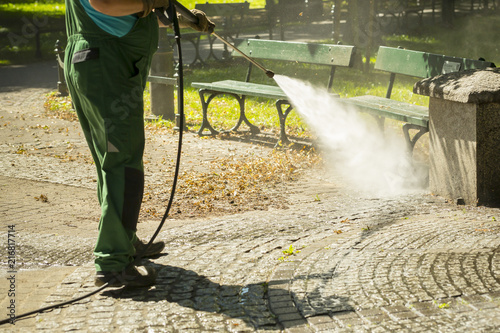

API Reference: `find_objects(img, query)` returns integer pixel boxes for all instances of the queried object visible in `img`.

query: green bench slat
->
[192,80,288,100]
[376,46,495,78]
[148,75,177,86]
[340,95,429,128]
[231,39,355,66]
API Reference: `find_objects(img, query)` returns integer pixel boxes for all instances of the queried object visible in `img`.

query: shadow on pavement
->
[102,263,279,329]
[101,263,354,330]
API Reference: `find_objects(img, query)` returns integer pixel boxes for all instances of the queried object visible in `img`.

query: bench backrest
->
[231,39,355,89]
[375,46,495,98]
[375,46,494,78]
[232,39,355,67]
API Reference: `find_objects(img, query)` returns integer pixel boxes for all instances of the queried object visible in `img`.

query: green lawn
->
[0,0,65,16]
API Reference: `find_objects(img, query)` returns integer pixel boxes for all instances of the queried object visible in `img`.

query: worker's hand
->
[178,9,215,33]
[140,0,169,18]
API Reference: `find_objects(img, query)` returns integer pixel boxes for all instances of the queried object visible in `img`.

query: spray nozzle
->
[265,70,275,79]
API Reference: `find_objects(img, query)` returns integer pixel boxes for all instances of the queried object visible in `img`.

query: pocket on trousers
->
[71,47,100,64]
[69,46,102,96]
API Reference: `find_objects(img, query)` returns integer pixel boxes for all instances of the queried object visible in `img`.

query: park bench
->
[337,46,495,154]
[191,38,355,144]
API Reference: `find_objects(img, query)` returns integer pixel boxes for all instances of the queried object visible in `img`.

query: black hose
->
[133,2,185,265]
[0,285,108,325]
[0,7,185,326]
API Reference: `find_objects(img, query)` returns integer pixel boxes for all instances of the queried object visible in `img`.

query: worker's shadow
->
[101,261,353,330]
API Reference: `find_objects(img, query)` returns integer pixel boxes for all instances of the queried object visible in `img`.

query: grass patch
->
[44,92,77,121]
[0,0,65,65]
[0,0,65,17]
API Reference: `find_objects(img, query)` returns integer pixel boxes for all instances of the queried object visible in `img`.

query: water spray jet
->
[273,75,428,195]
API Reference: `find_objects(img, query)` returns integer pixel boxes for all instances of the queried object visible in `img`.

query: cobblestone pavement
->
[2,62,500,333]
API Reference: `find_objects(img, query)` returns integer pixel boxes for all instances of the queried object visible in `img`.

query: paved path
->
[2,59,500,333]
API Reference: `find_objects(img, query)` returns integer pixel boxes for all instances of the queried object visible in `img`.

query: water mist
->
[274,75,427,196]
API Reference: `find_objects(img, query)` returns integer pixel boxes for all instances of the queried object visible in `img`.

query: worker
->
[64,0,214,287]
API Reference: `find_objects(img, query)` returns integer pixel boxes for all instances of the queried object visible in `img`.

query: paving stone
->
[281,319,309,329]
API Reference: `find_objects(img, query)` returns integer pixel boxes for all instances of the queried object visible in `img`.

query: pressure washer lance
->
[211,32,275,79]
[166,0,275,78]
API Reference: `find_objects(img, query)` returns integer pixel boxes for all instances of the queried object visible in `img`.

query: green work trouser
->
[65,33,156,272]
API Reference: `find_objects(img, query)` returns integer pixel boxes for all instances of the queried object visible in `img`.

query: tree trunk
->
[346,0,375,72]
[442,0,455,26]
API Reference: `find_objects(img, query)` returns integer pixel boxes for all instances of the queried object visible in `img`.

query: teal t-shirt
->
[80,0,138,37]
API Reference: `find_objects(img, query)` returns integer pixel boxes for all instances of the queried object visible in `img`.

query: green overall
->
[64,0,158,272]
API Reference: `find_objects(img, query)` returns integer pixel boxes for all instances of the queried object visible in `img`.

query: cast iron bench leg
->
[229,95,260,134]
[276,100,293,145]
[197,90,260,136]
[198,90,220,136]
[402,123,428,155]
[208,34,217,61]
[192,35,204,65]
[172,34,204,66]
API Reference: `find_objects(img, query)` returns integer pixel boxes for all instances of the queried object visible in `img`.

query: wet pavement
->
[2,52,500,332]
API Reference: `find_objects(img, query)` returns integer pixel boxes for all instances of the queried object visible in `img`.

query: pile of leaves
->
[142,149,322,219]
[44,92,77,121]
